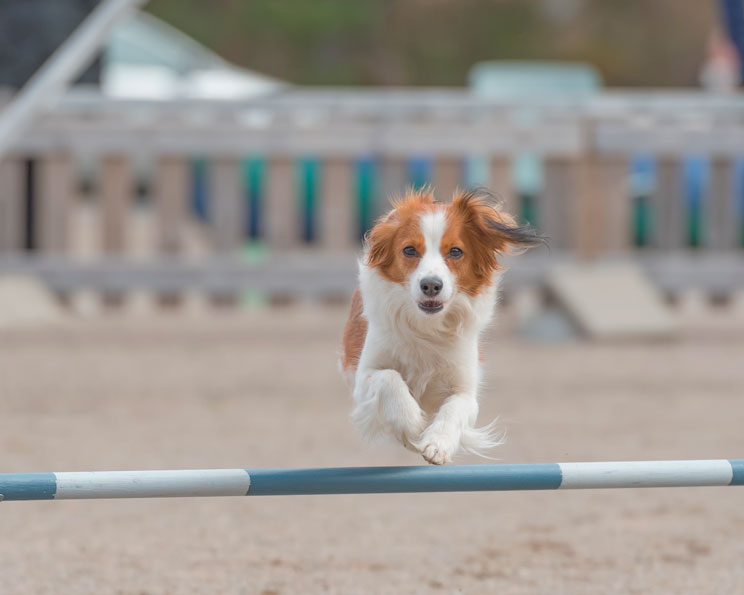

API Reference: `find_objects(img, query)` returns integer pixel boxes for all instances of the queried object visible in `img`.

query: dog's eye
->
[402,246,418,257]
[448,247,463,259]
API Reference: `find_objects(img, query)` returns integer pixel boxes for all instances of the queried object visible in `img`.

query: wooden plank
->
[0,158,24,252]
[707,157,737,251]
[433,157,461,201]
[100,154,131,254]
[320,157,356,251]
[36,152,73,253]
[377,156,408,216]
[154,155,189,255]
[265,156,298,250]
[572,155,596,260]
[596,156,630,255]
[575,155,630,258]
[209,156,244,253]
[14,89,744,159]
[488,156,517,219]
[547,262,677,340]
[543,154,628,259]
[17,119,584,158]
[653,158,685,250]
[541,157,579,251]
[0,253,742,294]
[594,121,744,157]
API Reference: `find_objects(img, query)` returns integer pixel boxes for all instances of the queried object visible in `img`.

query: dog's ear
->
[364,212,399,269]
[452,189,546,255]
[365,189,437,269]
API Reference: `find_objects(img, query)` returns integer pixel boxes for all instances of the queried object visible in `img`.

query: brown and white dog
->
[340,188,543,464]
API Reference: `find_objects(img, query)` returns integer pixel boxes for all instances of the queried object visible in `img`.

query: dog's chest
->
[386,331,471,405]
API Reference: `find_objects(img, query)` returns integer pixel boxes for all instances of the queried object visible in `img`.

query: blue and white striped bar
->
[1,460,743,501]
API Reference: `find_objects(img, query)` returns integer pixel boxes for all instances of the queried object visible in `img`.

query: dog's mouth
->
[418,300,444,314]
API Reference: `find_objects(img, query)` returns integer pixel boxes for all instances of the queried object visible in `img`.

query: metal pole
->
[0,460,742,501]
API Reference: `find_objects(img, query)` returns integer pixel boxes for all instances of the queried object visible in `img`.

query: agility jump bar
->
[1,460,743,501]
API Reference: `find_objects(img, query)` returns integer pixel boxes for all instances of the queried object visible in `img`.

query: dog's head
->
[364,188,545,316]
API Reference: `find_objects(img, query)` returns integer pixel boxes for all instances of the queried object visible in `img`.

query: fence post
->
[378,156,408,215]
[488,156,517,218]
[433,156,460,201]
[265,156,298,250]
[653,157,685,250]
[36,151,73,253]
[0,157,24,252]
[320,157,356,251]
[101,154,131,255]
[209,156,244,253]
[707,156,737,251]
[542,156,578,252]
[595,156,631,255]
[574,154,631,259]
[154,155,189,256]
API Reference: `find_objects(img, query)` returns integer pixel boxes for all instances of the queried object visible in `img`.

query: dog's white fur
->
[348,210,503,464]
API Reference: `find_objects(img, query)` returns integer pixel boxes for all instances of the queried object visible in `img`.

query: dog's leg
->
[351,369,425,448]
[416,393,479,465]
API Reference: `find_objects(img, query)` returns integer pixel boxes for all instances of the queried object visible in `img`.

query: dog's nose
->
[420,276,443,297]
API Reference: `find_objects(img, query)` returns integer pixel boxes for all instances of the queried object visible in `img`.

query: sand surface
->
[1,307,743,594]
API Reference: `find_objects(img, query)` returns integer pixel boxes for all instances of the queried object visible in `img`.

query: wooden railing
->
[0,88,743,299]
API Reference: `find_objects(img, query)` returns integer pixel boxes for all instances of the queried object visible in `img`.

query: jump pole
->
[1,460,743,501]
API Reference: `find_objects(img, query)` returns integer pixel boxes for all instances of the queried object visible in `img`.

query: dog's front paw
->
[417,427,458,465]
[421,442,452,465]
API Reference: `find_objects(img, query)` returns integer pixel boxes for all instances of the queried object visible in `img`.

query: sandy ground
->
[1,306,744,594]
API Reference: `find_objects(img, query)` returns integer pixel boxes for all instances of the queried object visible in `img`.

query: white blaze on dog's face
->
[365,189,542,316]
[411,209,453,313]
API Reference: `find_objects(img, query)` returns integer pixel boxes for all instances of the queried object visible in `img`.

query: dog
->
[339,187,544,464]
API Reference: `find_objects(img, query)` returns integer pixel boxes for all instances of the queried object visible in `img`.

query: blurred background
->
[0,0,742,327]
[0,0,742,324]
[1,2,744,592]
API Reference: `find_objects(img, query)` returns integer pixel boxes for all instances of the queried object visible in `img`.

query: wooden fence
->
[0,88,743,301]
